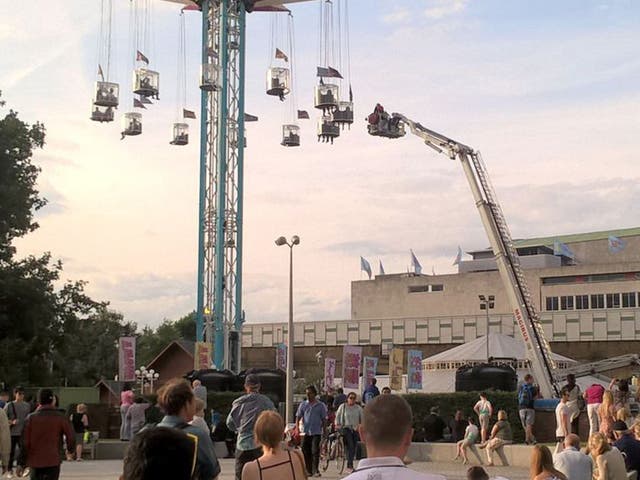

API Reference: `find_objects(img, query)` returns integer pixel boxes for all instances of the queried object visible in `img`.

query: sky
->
[1,0,639,329]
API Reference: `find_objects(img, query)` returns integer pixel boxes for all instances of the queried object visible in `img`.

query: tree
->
[136,311,196,367]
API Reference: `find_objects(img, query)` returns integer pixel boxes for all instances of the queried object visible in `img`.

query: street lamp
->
[479,295,495,361]
[135,366,160,394]
[275,234,300,424]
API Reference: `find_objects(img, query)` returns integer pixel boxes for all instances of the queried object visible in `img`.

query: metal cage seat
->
[317,116,340,144]
[281,124,300,147]
[266,67,290,99]
[200,63,220,91]
[366,104,406,139]
[314,83,339,113]
[94,81,120,108]
[90,105,115,123]
[170,123,189,146]
[133,68,159,99]
[331,101,354,129]
[122,112,142,136]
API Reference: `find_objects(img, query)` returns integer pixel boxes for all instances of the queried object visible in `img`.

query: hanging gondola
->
[170,123,189,145]
[317,115,339,143]
[281,124,300,147]
[91,104,115,123]
[91,0,118,123]
[122,112,143,136]
[314,81,339,113]
[171,11,195,146]
[200,63,220,91]
[266,67,290,100]
[133,67,160,99]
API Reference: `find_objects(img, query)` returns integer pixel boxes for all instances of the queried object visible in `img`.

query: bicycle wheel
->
[320,438,330,472]
[335,436,346,474]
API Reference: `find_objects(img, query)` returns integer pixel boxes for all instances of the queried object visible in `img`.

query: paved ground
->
[59,458,529,480]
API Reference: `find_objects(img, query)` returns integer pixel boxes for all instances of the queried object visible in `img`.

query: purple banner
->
[342,345,362,389]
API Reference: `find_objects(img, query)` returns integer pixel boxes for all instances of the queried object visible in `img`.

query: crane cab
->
[366,104,405,139]
[94,81,120,108]
[331,101,353,128]
[281,124,300,147]
[170,123,189,146]
[122,112,142,136]
[90,104,115,123]
[317,116,339,144]
[200,63,220,91]
[133,68,159,99]
[266,67,290,99]
[314,83,339,113]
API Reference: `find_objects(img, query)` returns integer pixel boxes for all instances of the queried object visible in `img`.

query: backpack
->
[518,383,533,408]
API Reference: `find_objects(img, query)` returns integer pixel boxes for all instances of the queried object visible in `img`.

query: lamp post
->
[479,295,495,361]
[135,366,160,394]
[275,234,300,424]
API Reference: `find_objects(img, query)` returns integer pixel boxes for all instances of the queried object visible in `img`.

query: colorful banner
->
[324,357,336,389]
[276,343,287,370]
[407,350,423,390]
[363,356,378,386]
[194,342,212,370]
[389,348,404,391]
[342,345,363,389]
[118,337,136,382]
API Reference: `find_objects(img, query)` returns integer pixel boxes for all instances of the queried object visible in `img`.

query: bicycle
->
[320,429,345,474]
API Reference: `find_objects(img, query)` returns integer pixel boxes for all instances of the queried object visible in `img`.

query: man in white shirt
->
[344,394,446,480]
[553,433,593,480]
[555,389,571,443]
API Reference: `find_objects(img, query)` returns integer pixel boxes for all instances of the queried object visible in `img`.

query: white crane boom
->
[366,104,560,398]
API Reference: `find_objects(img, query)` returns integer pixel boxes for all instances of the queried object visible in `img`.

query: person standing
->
[192,380,208,410]
[126,397,150,438]
[473,392,493,444]
[17,388,75,480]
[333,388,347,410]
[362,379,380,405]
[584,382,605,436]
[517,374,538,445]
[343,394,445,480]
[598,390,616,442]
[120,383,134,441]
[4,386,31,474]
[0,407,10,476]
[335,392,363,473]
[69,404,89,461]
[423,406,446,442]
[227,374,275,480]
[0,391,9,409]
[563,375,581,435]
[450,410,467,443]
[296,385,327,478]
[555,389,571,445]
[552,433,592,480]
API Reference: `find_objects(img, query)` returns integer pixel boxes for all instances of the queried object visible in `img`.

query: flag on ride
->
[389,348,403,391]
[327,66,343,78]
[407,350,423,390]
[379,260,385,275]
[608,235,626,253]
[133,98,146,109]
[98,64,104,81]
[140,96,153,104]
[275,48,289,62]
[194,342,211,370]
[349,84,353,102]
[453,245,463,265]
[244,112,259,122]
[297,110,310,119]
[183,108,197,119]
[276,343,287,370]
[118,337,136,382]
[360,256,372,279]
[181,3,201,11]
[553,240,575,259]
[410,249,422,274]
[136,50,149,64]
[342,345,362,389]
[316,66,343,78]
[324,357,336,389]
[363,356,378,387]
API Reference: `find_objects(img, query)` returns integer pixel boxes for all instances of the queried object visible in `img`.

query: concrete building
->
[242,227,640,373]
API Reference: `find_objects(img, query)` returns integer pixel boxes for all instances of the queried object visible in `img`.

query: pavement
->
[57,458,530,480]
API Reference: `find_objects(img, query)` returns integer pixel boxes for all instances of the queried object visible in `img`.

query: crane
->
[366,104,560,398]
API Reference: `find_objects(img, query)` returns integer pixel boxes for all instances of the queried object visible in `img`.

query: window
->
[431,284,444,292]
[606,293,621,309]
[622,292,637,308]
[576,295,589,310]
[591,294,605,309]
[408,285,429,293]
[560,296,574,310]
[545,296,559,311]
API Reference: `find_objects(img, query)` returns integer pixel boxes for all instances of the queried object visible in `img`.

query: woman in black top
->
[69,404,89,461]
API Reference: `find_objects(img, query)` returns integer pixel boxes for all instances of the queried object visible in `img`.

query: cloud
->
[382,8,411,24]
[424,0,469,19]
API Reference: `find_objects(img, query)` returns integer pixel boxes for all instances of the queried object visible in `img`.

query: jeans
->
[32,466,61,480]
[588,403,601,436]
[9,436,20,470]
[120,405,130,440]
[341,428,360,468]
[302,434,321,475]
[234,448,262,480]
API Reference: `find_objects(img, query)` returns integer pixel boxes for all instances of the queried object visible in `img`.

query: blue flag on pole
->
[608,235,626,253]
[553,240,575,259]
[407,350,423,390]
[379,260,385,275]
[410,249,422,275]
[360,256,372,279]
[453,245,463,265]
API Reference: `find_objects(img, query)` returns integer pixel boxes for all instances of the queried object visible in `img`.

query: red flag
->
[136,50,149,65]
[297,110,309,119]
[327,66,343,79]
[244,113,258,122]
[181,3,201,11]
[134,98,146,109]
[275,48,289,62]
[183,108,196,119]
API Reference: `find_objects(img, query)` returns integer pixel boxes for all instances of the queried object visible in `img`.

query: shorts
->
[519,408,535,427]
[75,433,84,446]
[479,414,490,430]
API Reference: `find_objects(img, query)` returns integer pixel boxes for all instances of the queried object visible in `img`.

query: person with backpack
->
[4,386,31,475]
[362,378,380,405]
[518,374,538,445]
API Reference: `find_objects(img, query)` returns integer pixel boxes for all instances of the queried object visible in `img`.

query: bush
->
[403,392,524,442]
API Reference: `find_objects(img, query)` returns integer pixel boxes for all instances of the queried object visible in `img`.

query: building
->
[242,227,640,373]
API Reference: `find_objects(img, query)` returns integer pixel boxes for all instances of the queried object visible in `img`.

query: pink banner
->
[342,345,362,389]
[194,342,211,370]
[276,343,287,370]
[118,337,136,382]
[363,356,378,385]
[324,357,336,390]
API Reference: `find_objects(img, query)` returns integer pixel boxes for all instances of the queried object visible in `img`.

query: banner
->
[194,342,211,370]
[324,357,336,389]
[118,337,136,382]
[363,356,378,386]
[276,343,287,370]
[407,350,423,390]
[389,348,404,391]
[342,345,362,389]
